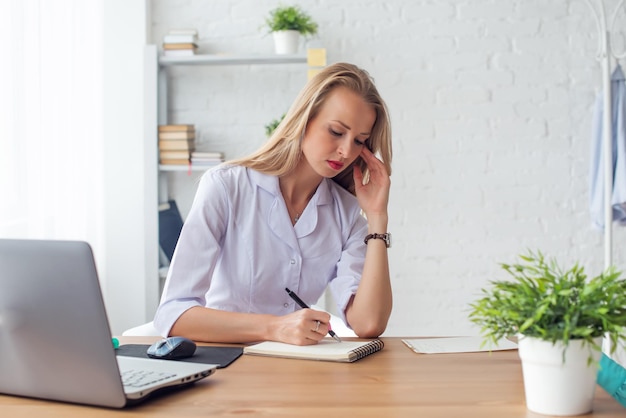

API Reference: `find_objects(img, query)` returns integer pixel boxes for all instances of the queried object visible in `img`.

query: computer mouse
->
[147,336,197,360]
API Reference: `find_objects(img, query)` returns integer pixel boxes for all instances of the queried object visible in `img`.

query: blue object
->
[597,353,626,408]
[146,336,197,360]
[158,200,184,262]
[589,64,626,229]
[111,337,119,349]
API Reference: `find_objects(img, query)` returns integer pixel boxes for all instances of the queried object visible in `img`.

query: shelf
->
[148,44,320,309]
[159,163,220,172]
[158,53,308,67]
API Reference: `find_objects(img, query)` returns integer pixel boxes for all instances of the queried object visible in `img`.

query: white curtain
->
[0,1,104,260]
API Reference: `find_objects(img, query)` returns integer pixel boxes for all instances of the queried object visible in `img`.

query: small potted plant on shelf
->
[264,5,318,54]
[469,250,626,416]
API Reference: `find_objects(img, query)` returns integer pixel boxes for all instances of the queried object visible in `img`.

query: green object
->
[265,113,286,137]
[264,5,318,36]
[112,337,119,349]
[468,250,626,362]
[598,354,626,408]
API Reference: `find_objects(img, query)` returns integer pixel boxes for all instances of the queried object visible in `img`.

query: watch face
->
[384,233,392,248]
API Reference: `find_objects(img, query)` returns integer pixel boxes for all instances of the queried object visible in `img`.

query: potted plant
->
[264,5,318,54]
[264,113,286,137]
[469,250,626,416]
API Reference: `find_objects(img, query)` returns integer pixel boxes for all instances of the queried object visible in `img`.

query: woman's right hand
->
[269,309,331,345]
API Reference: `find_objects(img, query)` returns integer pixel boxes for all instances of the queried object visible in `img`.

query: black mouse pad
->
[116,344,243,368]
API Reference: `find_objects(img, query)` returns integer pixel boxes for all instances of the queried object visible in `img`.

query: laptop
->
[0,239,217,408]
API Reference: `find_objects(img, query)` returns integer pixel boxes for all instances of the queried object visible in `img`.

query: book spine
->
[163,35,198,44]
[163,43,198,50]
[159,140,195,151]
[158,131,196,140]
[158,124,195,132]
[167,28,199,36]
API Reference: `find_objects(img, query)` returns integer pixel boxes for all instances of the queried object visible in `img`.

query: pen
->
[285,287,342,342]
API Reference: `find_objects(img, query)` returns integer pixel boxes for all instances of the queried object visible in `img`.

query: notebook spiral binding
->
[348,339,384,361]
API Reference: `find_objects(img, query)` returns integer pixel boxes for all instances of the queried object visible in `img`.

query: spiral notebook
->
[243,339,384,363]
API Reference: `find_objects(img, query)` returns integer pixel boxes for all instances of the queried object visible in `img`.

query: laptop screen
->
[0,239,129,406]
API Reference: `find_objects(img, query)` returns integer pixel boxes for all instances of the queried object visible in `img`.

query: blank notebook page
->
[243,339,384,362]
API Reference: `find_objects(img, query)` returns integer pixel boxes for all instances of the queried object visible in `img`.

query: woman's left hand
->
[353,147,390,218]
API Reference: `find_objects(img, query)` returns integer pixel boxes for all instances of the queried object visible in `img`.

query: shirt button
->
[290,259,296,264]
[283,303,289,308]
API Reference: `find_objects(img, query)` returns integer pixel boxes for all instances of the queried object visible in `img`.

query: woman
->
[153,62,393,345]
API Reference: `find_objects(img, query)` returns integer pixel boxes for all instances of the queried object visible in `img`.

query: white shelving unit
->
[157,52,307,134]
[155,51,308,199]
[159,53,308,67]
[145,45,311,296]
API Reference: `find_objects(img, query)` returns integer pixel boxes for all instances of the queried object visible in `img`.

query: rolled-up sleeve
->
[328,203,368,327]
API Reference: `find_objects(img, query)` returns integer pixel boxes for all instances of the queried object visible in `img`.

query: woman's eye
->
[354,139,365,146]
[330,129,342,137]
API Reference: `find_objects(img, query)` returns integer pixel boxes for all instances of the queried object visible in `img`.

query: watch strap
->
[364,233,391,248]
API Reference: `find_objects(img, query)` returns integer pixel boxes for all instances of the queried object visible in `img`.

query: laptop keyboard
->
[121,369,177,388]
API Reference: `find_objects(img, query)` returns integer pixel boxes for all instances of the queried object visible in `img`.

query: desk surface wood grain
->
[0,337,623,417]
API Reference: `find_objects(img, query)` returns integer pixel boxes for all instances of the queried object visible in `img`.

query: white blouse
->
[153,164,368,336]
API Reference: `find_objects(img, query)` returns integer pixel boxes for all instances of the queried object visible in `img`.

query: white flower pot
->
[272,30,300,54]
[518,336,601,416]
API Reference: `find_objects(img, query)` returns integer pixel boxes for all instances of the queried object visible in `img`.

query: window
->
[1,0,104,248]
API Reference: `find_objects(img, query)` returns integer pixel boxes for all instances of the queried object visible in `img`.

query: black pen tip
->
[285,287,291,293]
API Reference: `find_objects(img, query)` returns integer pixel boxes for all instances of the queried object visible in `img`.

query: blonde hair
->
[229,62,392,195]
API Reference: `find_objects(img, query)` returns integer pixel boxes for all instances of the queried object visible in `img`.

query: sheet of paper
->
[402,336,517,354]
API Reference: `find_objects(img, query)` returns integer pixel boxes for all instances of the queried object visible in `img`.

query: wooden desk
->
[0,337,623,417]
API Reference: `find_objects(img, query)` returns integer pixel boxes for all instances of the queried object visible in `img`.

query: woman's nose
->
[337,137,356,159]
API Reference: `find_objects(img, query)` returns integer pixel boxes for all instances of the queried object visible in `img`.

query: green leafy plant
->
[264,5,318,36]
[469,250,626,355]
[264,113,286,137]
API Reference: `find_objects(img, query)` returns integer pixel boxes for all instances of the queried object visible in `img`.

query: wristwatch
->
[364,233,392,248]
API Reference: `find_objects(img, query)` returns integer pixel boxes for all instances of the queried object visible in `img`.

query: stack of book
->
[158,125,195,165]
[163,29,198,57]
[191,150,225,167]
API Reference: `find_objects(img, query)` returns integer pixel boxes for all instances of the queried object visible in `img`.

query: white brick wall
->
[151,0,626,337]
